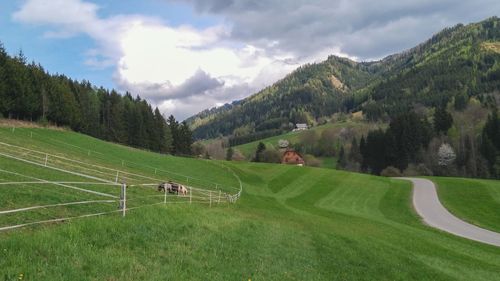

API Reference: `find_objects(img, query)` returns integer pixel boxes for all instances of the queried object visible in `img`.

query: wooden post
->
[209,191,212,207]
[44,154,48,166]
[164,186,167,204]
[218,190,221,204]
[115,171,119,183]
[121,182,127,217]
[189,187,192,204]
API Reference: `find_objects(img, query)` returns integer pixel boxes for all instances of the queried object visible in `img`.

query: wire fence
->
[0,130,243,232]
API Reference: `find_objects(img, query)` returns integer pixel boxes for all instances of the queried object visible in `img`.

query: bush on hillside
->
[403,164,433,176]
[380,166,402,177]
[304,154,321,167]
[260,149,282,163]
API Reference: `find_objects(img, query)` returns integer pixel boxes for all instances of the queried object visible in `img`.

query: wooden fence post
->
[115,171,119,183]
[209,191,212,207]
[218,190,221,204]
[44,154,48,166]
[189,187,192,204]
[164,186,167,204]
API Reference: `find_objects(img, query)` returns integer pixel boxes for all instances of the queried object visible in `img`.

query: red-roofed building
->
[281,150,305,166]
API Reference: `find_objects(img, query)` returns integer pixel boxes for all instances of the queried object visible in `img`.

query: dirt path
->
[400,177,500,247]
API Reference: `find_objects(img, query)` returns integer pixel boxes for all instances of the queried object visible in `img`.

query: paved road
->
[399,177,500,247]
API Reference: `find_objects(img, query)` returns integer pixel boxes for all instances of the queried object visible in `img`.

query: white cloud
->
[18,0,493,120]
[13,0,325,120]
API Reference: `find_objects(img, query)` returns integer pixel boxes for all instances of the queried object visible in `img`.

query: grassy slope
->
[234,120,384,158]
[432,177,500,233]
[0,127,500,280]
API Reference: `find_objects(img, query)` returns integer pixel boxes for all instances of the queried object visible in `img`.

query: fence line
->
[0,200,117,215]
[0,181,118,186]
[0,151,115,185]
[0,168,117,198]
[0,132,244,232]
[1,132,240,191]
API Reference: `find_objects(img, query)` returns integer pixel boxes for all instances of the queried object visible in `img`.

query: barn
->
[282,150,305,166]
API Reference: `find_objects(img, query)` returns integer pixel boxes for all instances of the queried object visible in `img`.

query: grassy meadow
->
[432,177,500,233]
[0,126,500,280]
[233,120,384,158]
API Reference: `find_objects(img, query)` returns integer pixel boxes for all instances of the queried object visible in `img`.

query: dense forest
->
[0,43,193,155]
[187,17,500,144]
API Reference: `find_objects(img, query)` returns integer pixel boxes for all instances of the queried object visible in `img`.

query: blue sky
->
[0,0,219,89]
[2,0,500,119]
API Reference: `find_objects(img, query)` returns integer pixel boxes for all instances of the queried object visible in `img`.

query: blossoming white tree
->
[438,143,456,166]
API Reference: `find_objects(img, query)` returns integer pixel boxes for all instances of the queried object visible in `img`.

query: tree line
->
[338,102,500,179]
[0,43,192,155]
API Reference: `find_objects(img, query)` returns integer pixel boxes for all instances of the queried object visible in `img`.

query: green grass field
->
[432,177,500,233]
[1,126,500,280]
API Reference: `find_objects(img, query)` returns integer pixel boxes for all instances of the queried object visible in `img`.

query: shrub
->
[38,116,49,127]
[304,154,321,167]
[403,164,433,176]
[260,149,282,163]
[380,166,402,177]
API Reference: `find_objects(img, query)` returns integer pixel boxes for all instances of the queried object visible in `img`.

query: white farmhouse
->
[293,123,308,131]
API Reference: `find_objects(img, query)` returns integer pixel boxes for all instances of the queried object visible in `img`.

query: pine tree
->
[226,147,234,161]
[337,146,347,169]
[433,106,453,135]
[178,122,193,155]
[167,115,179,154]
[254,142,266,162]
[348,137,362,164]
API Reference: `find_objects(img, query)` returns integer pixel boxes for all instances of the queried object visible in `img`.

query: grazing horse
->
[178,185,188,196]
[158,181,176,193]
[157,182,166,192]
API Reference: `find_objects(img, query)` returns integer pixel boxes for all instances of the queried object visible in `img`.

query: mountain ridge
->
[187,16,500,140]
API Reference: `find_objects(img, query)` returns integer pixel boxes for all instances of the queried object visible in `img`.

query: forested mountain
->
[187,17,500,140]
[0,44,193,155]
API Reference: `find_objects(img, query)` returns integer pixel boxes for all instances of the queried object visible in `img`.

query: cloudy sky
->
[1,0,499,120]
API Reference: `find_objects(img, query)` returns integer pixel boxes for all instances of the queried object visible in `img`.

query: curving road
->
[399,177,500,247]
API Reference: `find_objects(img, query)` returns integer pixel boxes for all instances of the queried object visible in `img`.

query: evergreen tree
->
[178,122,193,155]
[167,115,179,154]
[254,142,266,162]
[226,147,234,161]
[480,110,500,177]
[359,135,367,171]
[154,108,172,154]
[433,106,453,135]
[361,129,389,174]
[348,137,362,164]
[337,146,347,169]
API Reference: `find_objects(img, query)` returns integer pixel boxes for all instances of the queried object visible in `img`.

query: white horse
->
[178,185,188,196]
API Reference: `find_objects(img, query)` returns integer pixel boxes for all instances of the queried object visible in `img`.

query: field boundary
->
[0,136,243,232]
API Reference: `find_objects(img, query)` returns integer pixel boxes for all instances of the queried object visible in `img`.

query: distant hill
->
[187,17,500,140]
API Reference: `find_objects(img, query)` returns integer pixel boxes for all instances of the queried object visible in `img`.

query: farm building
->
[282,150,305,166]
[293,123,308,131]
